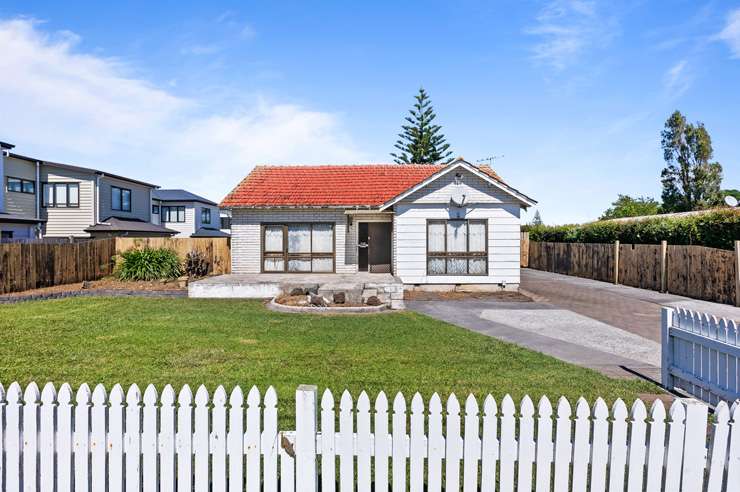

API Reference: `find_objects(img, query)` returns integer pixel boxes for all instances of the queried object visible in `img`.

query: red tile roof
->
[220,163,506,208]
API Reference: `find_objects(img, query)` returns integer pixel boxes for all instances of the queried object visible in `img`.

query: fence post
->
[660,240,668,293]
[735,240,740,307]
[660,307,674,389]
[614,240,620,285]
[295,385,318,492]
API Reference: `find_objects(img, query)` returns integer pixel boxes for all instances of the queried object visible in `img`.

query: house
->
[220,158,536,290]
[151,189,228,238]
[1,141,177,239]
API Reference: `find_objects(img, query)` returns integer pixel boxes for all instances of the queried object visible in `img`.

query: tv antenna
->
[476,155,504,166]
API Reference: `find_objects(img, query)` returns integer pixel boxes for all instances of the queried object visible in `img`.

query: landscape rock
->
[290,287,306,296]
[81,281,92,290]
[309,294,328,307]
[333,292,346,304]
[365,295,382,306]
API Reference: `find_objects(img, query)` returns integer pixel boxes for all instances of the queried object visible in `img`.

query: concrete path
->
[408,269,740,381]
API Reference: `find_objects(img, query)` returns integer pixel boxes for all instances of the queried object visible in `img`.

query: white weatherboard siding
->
[40,168,95,237]
[231,209,352,274]
[402,166,514,204]
[160,202,196,238]
[3,156,37,218]
[98,176,152,223]
[393,203,521,285]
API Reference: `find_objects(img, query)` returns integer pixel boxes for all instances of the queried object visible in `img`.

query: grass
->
[0,297,658,425]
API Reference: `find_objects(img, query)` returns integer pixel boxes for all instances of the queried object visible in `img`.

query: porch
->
[188,272,405,309]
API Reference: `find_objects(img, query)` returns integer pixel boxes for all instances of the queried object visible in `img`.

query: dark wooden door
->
[368,223,392,273]
[358,223,369,272]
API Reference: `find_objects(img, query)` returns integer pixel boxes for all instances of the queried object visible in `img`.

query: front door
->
[368,222,392,273]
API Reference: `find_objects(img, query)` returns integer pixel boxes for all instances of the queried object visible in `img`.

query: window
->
[161,206,186,223]
[1,231,13,240]
[111,186,132,212]
[42,183,80,208]
[6,177,35,194]
[220,216,232,230]
[200,208,211,224]
[427,219,487,275]
[152,204,160,214]
[262,223,335,273]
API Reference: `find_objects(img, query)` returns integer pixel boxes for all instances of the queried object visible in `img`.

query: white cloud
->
[717,8,740,58]
[525,0,618,70]
[0,18,365,202]
[663,59,692,98]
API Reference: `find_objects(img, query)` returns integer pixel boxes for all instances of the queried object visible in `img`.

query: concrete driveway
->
[408,269,740,380]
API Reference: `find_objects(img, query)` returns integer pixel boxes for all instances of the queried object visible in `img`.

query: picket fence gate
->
[662,307,740,405]
[1,381,739,492]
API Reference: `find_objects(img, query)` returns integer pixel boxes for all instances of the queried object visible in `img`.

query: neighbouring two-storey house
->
[151,189,229,238]
[0,141,177,239]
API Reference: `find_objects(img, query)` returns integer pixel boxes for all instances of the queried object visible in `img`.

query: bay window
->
[427,219,487,275]
[262,223,335,273]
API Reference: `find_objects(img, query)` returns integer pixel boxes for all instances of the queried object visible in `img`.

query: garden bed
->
[269,295,389,314]
[0,278,186,303]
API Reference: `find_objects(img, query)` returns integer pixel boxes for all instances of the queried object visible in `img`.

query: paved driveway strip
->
[408,270,740,381]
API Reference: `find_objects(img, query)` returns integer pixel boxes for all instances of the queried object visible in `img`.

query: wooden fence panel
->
[520,232,529,267]
[667,245,735,305]
[619,244,662,291]
[528,241,614,283]
[116,237,231,275]
[0,239,115,295]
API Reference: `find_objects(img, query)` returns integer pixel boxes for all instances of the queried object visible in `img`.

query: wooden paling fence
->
[116,237,231,275]
[1,381,739,492]
[528,240,740,306]
[662,306,740,406]
[0,238,116,294]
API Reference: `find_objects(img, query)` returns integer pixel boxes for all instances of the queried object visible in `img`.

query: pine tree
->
[391,88,453,164]
[531,210,543,226]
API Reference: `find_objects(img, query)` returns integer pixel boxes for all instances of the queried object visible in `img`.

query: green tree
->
[660,110,723,212]
[600,195,661,220]
[391,87,453,164]
[530,210,543,226]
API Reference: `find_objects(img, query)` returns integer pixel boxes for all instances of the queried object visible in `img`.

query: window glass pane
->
[469,221,486,252]
[68,184,79,206]
[56,184,68,207]
[288,258,311,272]
[469,258,487,275]
[428,222,446,252]
[122,189,131,211]
[177,207,185,222]
[152,205,159,214]
[446,220,467,252]
[263,258,284,272]
[428,257,446,275]
[22,180,35,194]
[311,224,333,253]
[264,226,283,252]
[288,224,311,253]
[312,257,333,272]
[447,258,468,274]
[201,208,211,224]
[7,178,22,192]
[43,184,53,206]
[111,187,121,210]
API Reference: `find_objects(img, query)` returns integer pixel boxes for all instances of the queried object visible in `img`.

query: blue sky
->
[1,1,738,224]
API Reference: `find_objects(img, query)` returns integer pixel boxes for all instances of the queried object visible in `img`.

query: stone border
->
[267,297,392,314]
[0,289,187,305]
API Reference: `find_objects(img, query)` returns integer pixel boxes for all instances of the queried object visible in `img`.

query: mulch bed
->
[0,278,187,304]
[403,290,532,301]
[275,294,368,308]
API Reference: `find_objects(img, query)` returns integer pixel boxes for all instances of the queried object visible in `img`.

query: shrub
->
[185,250,210,278]
[528,209,739,250]
[116,247,183,281]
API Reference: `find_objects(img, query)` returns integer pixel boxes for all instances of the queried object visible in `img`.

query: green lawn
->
[0,297,658,425]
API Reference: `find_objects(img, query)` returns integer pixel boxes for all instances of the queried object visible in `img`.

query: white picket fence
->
[662,306,740,405]
[1,381,740,491]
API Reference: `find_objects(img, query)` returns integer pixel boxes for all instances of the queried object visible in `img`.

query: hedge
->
[526,209,740,250]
